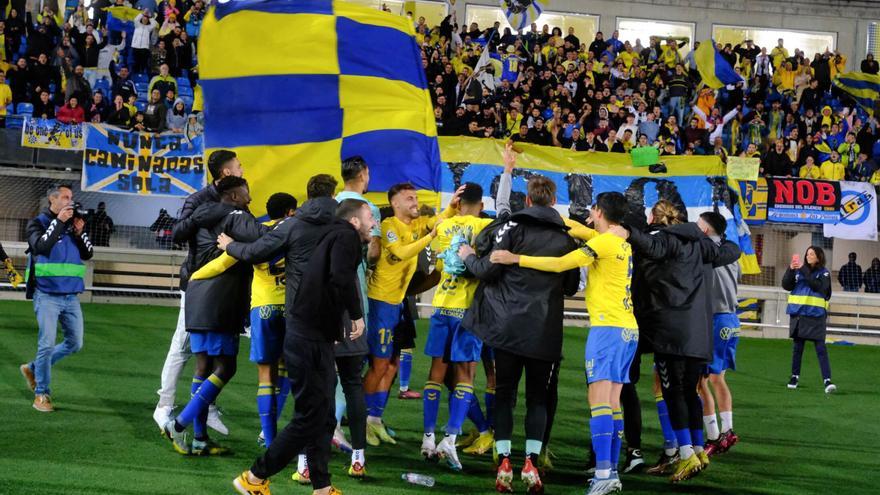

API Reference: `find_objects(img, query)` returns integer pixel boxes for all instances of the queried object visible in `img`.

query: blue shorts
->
[585,326,639,384]
[249,305,285,364]
[367,299,404,359]
[190,331,239,357]
[707,313,740,374]
[425,308,483,363]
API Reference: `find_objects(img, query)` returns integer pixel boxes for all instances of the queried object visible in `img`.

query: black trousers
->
[335,354,367,450]
[791,338,832,380]
[542,360,561,446]
[621,348,643,449]
[251,339,336,489]
[133,48,150,74]
[655,353,703,435]
[494,348,556,446]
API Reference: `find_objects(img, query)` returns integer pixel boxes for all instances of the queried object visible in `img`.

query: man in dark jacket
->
[222,180,373,495]
[615,215,739,482]
[20,184,94,413]
[162,176,264,456]
[153,149,242,433]
[458,176,579,493]
[761,139,794,177]
[838,252,862,292]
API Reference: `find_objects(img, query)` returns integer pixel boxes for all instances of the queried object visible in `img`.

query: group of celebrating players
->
[151,143,743,495]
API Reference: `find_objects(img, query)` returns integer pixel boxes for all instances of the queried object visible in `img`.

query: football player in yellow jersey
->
[250,193,297,449]
[362,182,463,445]
[421,145,514,470]
[491,192,635,495]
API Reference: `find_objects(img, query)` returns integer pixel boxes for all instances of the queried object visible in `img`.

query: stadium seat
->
[135,101,147,113]
[133,73,149,84]
[135,82,150,93]
[181,96,194,109]
[16,103,34,115]
[5,104,14,115]
[178,86,193,98]
[177,77,191,88]
[93,79,111,94]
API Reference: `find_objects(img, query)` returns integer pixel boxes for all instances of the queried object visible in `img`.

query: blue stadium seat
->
[176,77,191,88]
[5,104,14,115]
[49,83,57,93]
[133,73,149,84]
[135,82,150,93]
[181,96,194,109]
[93,79,111,94]
[178,86,193,97]
[16,103,34,115]
[135,101,147,113]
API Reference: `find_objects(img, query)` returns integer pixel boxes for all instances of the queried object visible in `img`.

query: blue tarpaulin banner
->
[81,124,206,197]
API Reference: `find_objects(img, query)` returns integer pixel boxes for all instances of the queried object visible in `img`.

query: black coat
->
[172,183,220,290]
[462,206,580,362]
[288,220,364,343]
[782,266,831,341]
[184,202,266,334]
[627,223,740,361]
[227,197,364,342]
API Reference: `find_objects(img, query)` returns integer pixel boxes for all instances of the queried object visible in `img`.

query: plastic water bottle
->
[401,472,435,487]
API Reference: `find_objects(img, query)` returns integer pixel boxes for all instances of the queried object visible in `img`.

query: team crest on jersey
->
[387,230,398,243]
[718,326,740,340]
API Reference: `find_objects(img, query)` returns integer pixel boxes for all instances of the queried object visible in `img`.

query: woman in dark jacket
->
[622,200,740,481]
[782,246,835,393]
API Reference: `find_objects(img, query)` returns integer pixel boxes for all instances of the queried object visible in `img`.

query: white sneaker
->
[153,405,174,431]
[207,405,229,435]
[436,435,462,471]
[824,379,837,394]
[333,425,353,453]
[421,433,437,459]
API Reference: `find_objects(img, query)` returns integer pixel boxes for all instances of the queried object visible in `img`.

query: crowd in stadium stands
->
[414,15,880,184]
[0,0,203,134]
[2,5,880,184]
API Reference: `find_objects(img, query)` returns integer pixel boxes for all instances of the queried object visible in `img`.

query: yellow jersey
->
[820,160,845,181]
[367,208,454,305]
[431,215,495,309]
[520,231,637,329]
[251,220,286,308]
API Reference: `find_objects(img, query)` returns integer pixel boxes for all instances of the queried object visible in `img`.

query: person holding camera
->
[20,185,94,412]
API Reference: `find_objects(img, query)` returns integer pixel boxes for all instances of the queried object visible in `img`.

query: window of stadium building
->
[866,22,880,56]
[615,18,694,55]
[350,0,449,25]
[713,25,836,58]
[464,4,598,40]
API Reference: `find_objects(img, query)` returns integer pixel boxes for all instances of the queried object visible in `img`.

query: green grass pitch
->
[0,300,878,494]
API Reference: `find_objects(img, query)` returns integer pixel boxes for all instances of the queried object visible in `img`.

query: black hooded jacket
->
[183,202,266,334]
[172,183,219,291]
[462,206,580,362]
[226,197,364,342]
[627,222,740,360]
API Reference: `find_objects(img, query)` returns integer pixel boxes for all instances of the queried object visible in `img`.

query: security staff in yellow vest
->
[781,246,836,394]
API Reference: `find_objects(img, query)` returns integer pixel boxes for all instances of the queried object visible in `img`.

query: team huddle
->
[152,145,743,495]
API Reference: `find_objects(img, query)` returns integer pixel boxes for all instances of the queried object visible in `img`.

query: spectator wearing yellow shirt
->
[837,132,860,168]
[799,156,822,179]
[770,39,789,70]
[871,168,880,186]
[618,42,639,70]
[830,52,847,79]
[0,71,12,128]
[820,151,846,181]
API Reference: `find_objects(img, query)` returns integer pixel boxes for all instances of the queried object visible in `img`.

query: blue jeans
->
[667,96,685,127]
[31,290,84,395]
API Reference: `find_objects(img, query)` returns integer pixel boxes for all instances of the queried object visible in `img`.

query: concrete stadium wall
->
[458,0,875,66]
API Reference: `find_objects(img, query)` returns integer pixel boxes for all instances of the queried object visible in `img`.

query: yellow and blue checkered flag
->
[833,72,880,116]
[501,0,544,31]
[199,0,441,216]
